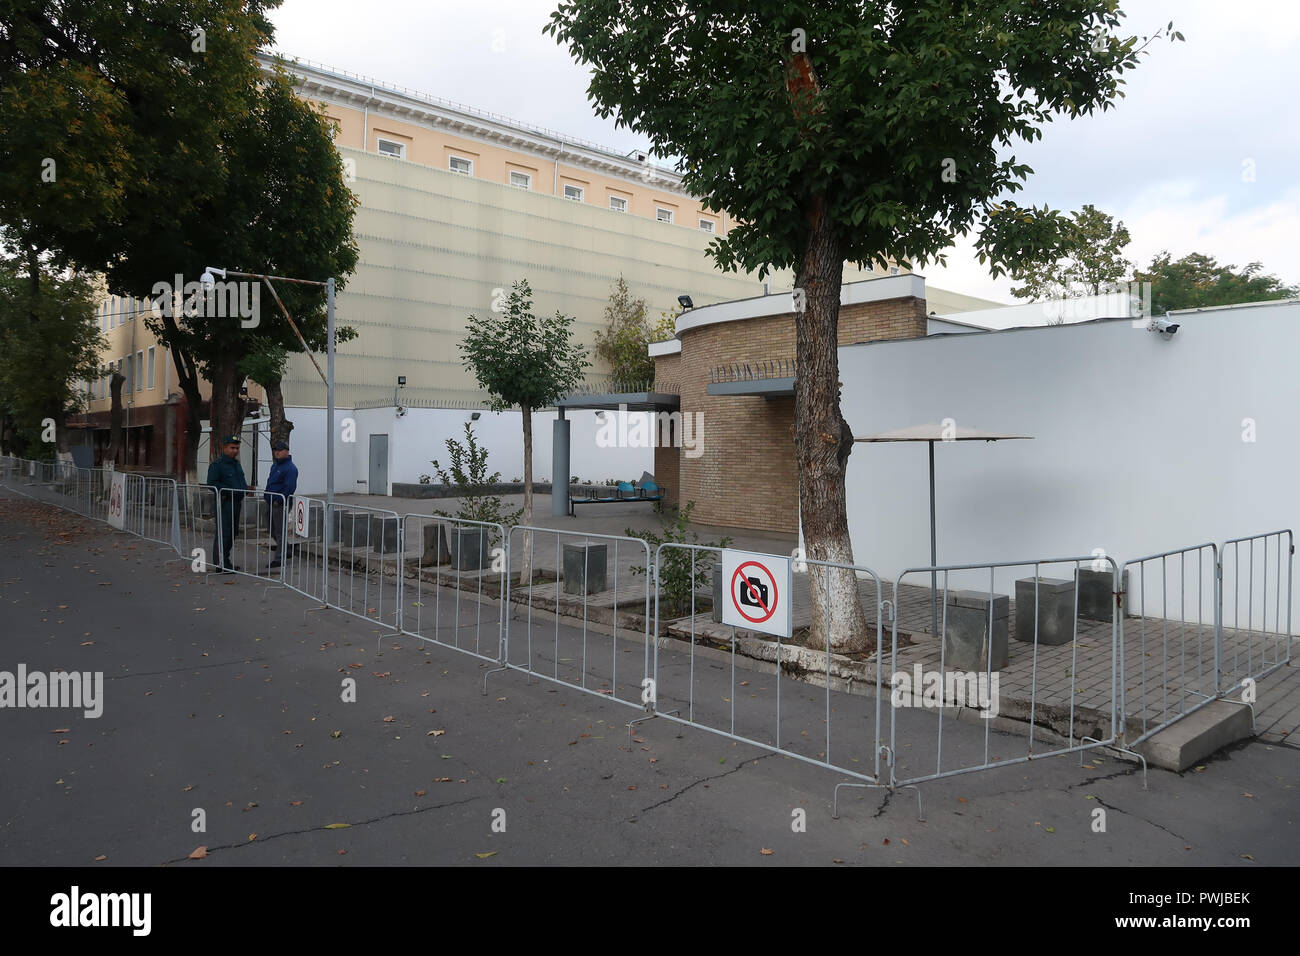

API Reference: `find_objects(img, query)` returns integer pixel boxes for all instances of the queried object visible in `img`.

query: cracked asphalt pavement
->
[1,491,1297,866]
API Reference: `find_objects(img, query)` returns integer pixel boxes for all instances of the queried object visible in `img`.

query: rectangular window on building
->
[509,170,531,189]
[656,207,674,224]
[563,184,584,202]
[377,138,405,159]
[448,155,472,175]
[136,351,143,391]
[609,196,628,212]
[699,218,715,233]
[147,347,156,389]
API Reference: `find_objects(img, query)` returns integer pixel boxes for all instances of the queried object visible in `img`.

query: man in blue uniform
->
[206,434,248,573]
[265,440,299,570]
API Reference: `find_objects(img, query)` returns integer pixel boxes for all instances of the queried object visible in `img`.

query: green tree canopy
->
[593,276,655,390]
[0,247,102,457]
[547,1,1177,651]
[1009,204,1133,300]
[1135,252,1298,315]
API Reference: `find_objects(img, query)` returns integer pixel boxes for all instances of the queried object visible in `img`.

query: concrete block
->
[944,590,1009,671]
[420,523,451,566]
[1079,568,1128,622]
[370,515,400,553]
[448,525,490,571]
[1014,576,1076,645]
[333,511,370,548]
[1137,700,1254,771]
[563,542,608,595]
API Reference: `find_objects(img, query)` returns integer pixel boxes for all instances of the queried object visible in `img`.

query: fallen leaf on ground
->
[383,716,395,723]
[94,855,106,862]
[760,848,773,856]
[324,823,351,829]
[476,852,497,859]
[189,846,208,860]
[434,777,452,783]
[290,801,303,806]
[51,728,70,734]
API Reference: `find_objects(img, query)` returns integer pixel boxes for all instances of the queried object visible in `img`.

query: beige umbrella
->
[854,424,1033,636]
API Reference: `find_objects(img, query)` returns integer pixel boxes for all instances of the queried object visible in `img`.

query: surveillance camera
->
[395,405,407,418]
[1147,317,1179,335]
[200,267,225,290]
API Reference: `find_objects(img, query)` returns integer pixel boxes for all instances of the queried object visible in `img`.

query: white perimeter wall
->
[271,405,654,497]
[841,302,1300,623]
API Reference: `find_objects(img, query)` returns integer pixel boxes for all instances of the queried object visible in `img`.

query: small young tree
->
[593,276,654,390]
[1009,204,1133,301]
[460,279,590,583]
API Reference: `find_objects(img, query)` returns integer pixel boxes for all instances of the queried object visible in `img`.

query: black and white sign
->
[721,550,792,638]
[107,473,126,530]
[292,496,310,538]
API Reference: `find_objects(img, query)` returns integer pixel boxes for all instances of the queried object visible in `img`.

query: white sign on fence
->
[720,549,792,638]
[107,472,126,530]
[292,496,310,538]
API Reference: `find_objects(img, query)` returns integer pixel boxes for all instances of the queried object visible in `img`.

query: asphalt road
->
[1,490,1296,867]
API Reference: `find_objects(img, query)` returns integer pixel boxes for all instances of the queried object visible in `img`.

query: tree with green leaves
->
[1009,204,1132,301]
[548,1,1178,651]
[1,4,358,478]
[1135,252,1298,315]
[460,279,590,583]
[143,65,359,477]
[0,249,102,457]
[593,276,655,390]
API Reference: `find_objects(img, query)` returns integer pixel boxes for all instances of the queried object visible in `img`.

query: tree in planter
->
[627,502,732,620]
[460,280,590,584]
[548,2,1179,652]
[421,421,521,574]
[424,420,523,528]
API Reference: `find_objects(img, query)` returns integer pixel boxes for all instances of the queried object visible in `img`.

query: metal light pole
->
[202,265,337,555]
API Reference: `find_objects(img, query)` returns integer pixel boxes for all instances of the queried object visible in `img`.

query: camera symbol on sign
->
[739,576,769,608]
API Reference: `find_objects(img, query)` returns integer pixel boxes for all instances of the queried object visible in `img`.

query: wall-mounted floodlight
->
[470,412,482,421]
[678,294,694,310]
[397,375,407,387]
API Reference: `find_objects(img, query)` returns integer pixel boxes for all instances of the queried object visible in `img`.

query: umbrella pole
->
[930,440,937,637]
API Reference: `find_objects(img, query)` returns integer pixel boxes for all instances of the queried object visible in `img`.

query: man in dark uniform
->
[265,440,299,570]
[206,434,248,573]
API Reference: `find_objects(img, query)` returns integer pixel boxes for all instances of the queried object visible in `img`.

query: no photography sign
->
[721,550,792,638]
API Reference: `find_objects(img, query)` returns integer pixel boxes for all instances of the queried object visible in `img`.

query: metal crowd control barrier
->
[175,483,219,573]
[887,556,1127,796]
[646,545,890,804]
[209,487,289,584]
[1218,530,1293,695]
[1120,543,1219,748]
[313,500,403,630]
[281,496,328,603]
[494,526,652,708]
[123,474,180,552]
[400,513,508,664]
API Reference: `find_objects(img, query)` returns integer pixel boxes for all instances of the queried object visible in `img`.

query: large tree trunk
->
[794,196,871,654]
[265,377,294,446]
[518,404,533,586]
[208,360,242,466]
[106,371,126,466]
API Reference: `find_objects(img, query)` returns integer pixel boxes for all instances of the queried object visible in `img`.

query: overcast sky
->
[267,0,1300,303]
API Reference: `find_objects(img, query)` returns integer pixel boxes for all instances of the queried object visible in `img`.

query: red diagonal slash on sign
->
[731,561,777,625]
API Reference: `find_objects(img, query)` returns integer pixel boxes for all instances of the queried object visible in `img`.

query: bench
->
[568,480,665,515]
